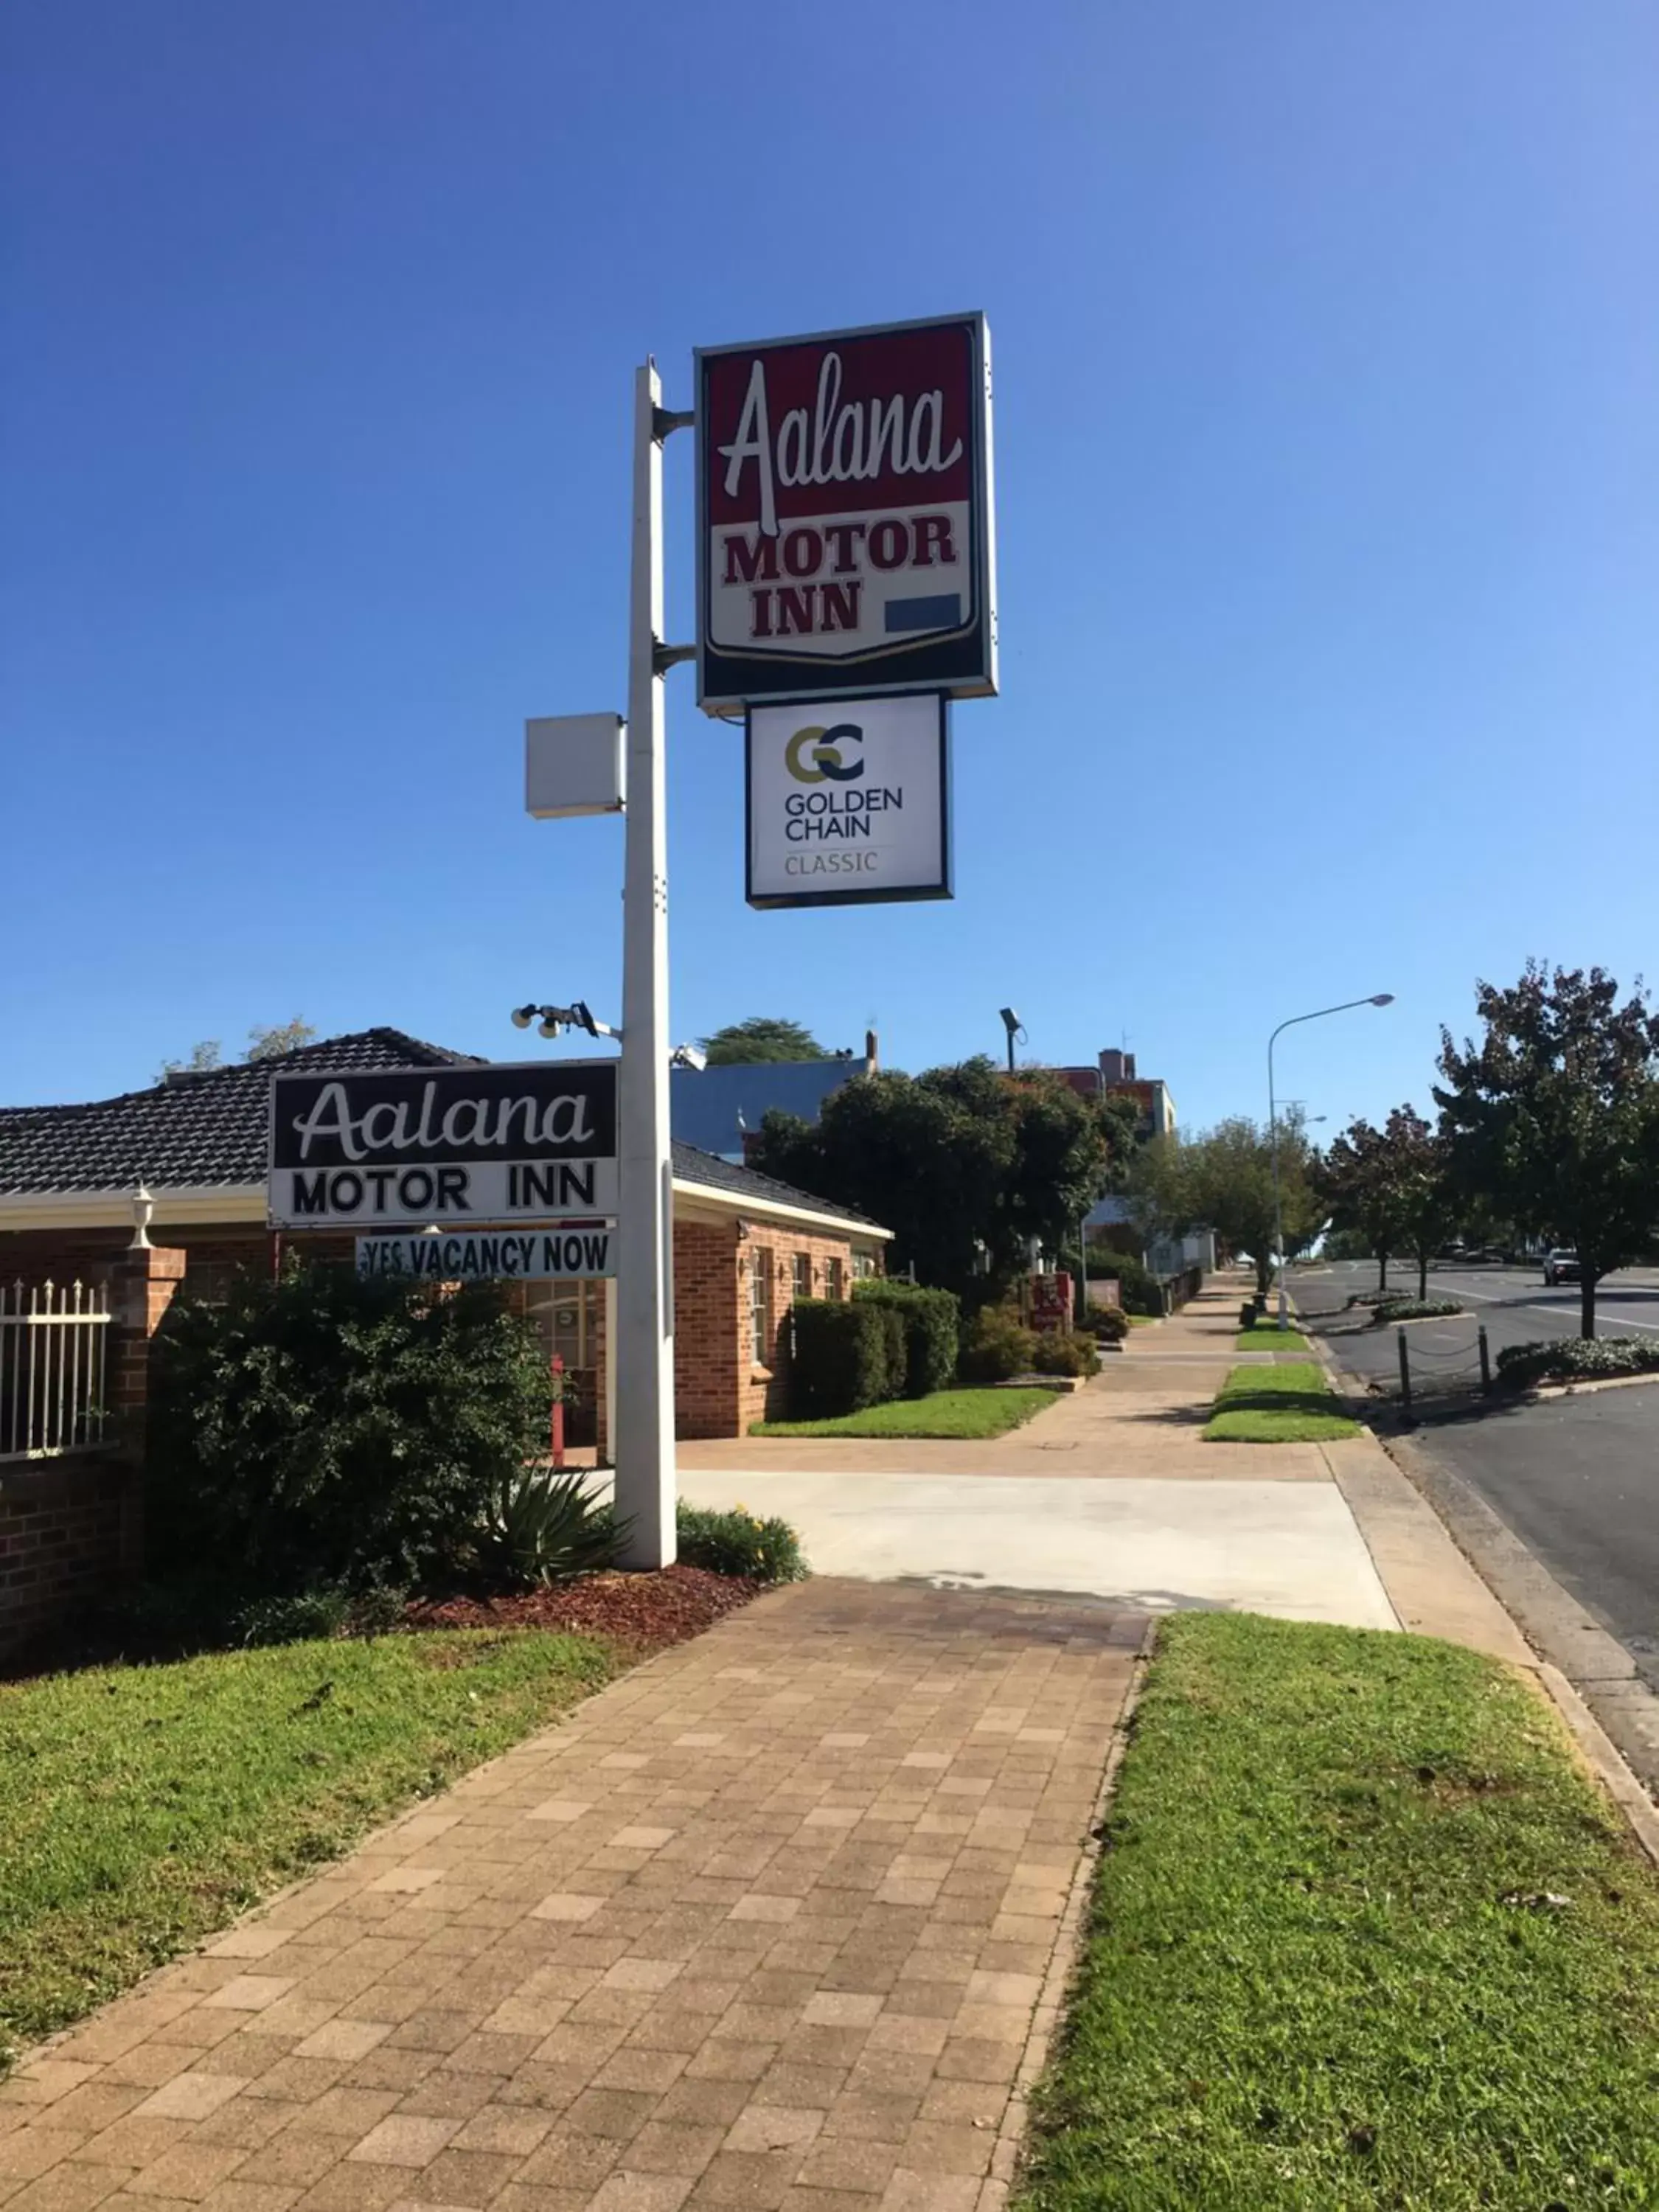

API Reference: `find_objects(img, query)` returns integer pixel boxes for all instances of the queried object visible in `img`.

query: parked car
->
[1543,1248,1582,1285]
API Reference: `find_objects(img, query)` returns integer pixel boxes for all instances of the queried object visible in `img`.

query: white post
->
[614,361,675,1568]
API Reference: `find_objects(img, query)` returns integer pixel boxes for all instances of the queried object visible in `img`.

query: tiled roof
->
[0,1029,883,1229]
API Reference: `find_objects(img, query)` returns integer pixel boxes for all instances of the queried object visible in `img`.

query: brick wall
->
[0,1456,140,1658]
[671,1221,869,1439]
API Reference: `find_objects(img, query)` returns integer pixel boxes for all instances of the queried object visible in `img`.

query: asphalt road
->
[1294,1259,1659,1692]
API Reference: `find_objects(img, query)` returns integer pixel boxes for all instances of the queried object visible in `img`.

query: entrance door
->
[521,1279,601,1447]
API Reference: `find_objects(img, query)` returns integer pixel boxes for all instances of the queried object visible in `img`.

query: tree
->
[246,1018,318,1060]
[1435,963,1659,1336]
[1321,1119,1408,1291]
[1130,1117,1319,1295]
[699,1017,832,1065]
[748,1059,1117,1301]
[1323,1107,1456,1299]
[159,1019,317,1081]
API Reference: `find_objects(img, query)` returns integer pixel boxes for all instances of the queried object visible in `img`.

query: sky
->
[3,0,1655,1136]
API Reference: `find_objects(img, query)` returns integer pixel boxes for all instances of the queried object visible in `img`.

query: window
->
[853,1248,879,1281]
[750,1259,772,1366]
[792,1253,811,1304]
[827,1256,845,1301]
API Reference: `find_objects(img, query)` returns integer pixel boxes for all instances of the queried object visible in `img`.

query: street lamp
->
[998,1006,1025,1073]
[1269,995,1394,1325]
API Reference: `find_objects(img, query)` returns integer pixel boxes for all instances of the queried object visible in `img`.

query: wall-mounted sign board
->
[356,1226,614,1281]
[268,1062,618,1228]
[745,693,950,909]
[698,313,995,712]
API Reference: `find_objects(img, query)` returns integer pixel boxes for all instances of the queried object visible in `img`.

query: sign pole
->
[615,361,676,1569]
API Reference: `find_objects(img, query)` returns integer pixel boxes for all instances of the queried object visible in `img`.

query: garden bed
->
[406,1562,760,1646]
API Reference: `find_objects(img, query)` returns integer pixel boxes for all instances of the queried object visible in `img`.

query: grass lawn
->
[751,1386,1058,1439]
[1127,1313,1161,1328]
[1234,1326,1311,1352]
[0,1629,616,2065]
[1205,1360,1360,1441]
[1018,1613,1659,2210]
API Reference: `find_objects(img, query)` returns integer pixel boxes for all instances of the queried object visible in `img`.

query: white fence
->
[0,1279,114,1463]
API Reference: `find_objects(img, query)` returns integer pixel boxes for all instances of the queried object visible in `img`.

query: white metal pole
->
[614,361,675,1568]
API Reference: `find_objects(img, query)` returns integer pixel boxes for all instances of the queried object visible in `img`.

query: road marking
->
[1397,1279,1659,1335]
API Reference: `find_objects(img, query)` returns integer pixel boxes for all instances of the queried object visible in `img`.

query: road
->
[1294,1259,1659,1694]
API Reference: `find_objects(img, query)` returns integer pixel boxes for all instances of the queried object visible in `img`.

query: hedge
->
[1495,1336,1659,1391]
[788,1298,904,1418]
[1084,1248,1163,1316]
[1372,1296,1466,1323]
[852,1280,960,1397]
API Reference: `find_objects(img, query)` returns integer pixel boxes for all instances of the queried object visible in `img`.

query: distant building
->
[1051,1047,1177,1141]
[672,1032,880,1163]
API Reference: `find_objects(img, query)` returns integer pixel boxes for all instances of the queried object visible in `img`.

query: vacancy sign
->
[746,695,950,909]
[268,1063,618,1228]
[357,1226,614,1282]
[698,314,996,712]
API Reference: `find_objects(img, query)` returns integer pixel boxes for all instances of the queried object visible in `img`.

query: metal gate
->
[0,1279,114,1461]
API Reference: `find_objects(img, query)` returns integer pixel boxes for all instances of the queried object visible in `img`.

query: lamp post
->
[998,1006,1024,1073]
[1269,996,1394,1326]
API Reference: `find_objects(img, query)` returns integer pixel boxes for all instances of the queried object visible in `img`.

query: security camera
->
[670,1043,708,1073]
[510,1005,536,1030]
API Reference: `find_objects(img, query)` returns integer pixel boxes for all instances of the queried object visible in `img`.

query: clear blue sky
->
[4,1,1655,1133]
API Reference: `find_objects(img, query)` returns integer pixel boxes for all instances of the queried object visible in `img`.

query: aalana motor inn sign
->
[697,313,996,712]
[268,1062,617,1229]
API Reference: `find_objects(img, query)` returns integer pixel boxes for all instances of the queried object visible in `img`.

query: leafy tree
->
[159,1018,316,1080]
[1130,1117,1319,1295]
[1323,1107,1455,1299]
[1321,1119,1408,1291]
[749,1059,1116,1300]
[1435,963,1659,1336]
[246,1018,318,1060]
[699,1016,833,1065]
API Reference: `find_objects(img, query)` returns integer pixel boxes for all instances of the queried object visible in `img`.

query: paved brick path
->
[1,1583,1145,2212]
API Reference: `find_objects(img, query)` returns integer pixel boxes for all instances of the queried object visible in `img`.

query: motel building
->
[0,1028,891,1458]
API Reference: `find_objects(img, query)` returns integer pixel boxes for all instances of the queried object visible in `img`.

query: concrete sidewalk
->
[678,1276,1534,1652]
[0,1582,1144,2212]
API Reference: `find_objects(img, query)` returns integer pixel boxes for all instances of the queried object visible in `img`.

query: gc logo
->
[784,722,866,784]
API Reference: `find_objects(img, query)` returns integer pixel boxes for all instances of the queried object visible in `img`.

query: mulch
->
[404,1565,761,1652]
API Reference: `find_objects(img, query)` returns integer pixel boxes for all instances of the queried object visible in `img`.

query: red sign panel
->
[696,314,996,712]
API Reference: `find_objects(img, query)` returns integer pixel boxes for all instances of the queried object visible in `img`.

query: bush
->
[147,1264,552,1601]
[1495,1336,1659,1391]
[470,1470,621,1591]
[1079,1303,1131,1343]
[1083,1248,1163,1316]
[1372,1296,1465,1323]
[788,1298,902,1417]
[675,1502,809,1583]
[959,1305,1040,1382]
[1032,1329,1102,1378]
[852,1280,960,1397]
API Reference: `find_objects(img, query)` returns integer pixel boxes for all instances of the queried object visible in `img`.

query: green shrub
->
[675,1503,809,1582]
[1495,1336,1659,1391]
[1032,1329,1102,1378]
[852,1279,960,1396]
[226,1587,352,1648]
[959,1305,1040,1382]
[788,1298,901,1417]
[1372,1295,1465,1323]
[470,1470,622,1590]
[1083,1248,1163,1315]
[1079,1303,1131,1343]
[147,1264,552,1600]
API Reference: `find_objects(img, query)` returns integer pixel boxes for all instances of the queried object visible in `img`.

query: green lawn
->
[1127,1313,1161,1328]
[1018,1613,1659,2210]
[1205,1360,1360,1441]
[1234,1326,1311,1352]
[0,1630,616,2065]
[751,1385,1058,1439]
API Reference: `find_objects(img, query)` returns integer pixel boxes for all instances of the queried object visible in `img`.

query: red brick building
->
[0,1031,889,1649]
